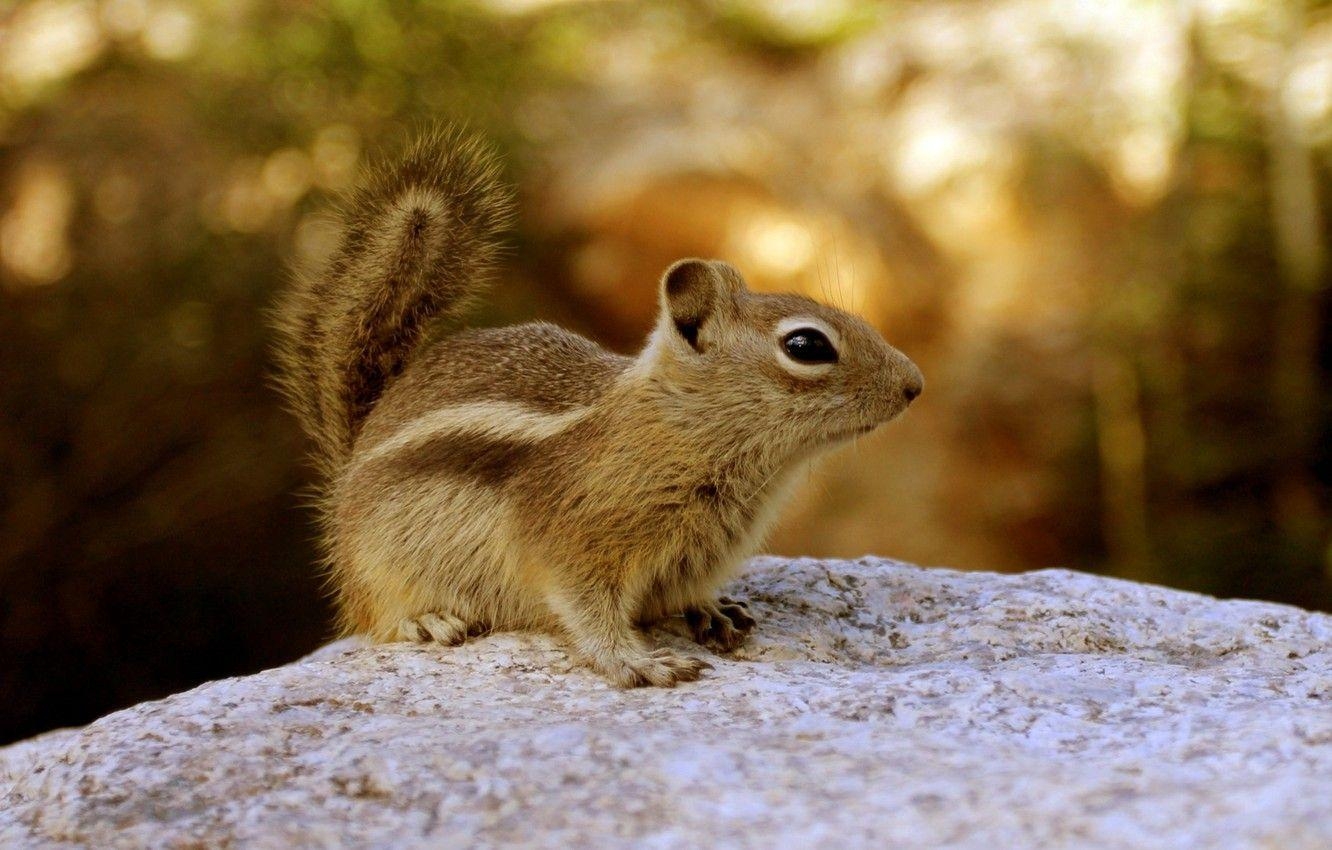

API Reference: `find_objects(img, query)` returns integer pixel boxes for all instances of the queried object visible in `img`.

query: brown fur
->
[274,130,923,687]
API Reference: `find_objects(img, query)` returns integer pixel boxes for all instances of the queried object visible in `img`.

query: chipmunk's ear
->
[661,259,743,352]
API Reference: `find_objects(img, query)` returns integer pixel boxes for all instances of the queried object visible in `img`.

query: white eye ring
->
[775,317,839,378]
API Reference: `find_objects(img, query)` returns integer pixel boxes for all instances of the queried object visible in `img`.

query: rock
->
[3,557,1331,849]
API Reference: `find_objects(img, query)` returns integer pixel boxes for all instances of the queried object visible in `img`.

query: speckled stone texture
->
[3,557,1331,849]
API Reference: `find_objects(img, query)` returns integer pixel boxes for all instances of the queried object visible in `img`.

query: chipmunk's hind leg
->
[684,597,757,651]
[398,610,473,645]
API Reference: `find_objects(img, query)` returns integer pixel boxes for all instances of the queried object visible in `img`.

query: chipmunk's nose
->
[902,363,924,404]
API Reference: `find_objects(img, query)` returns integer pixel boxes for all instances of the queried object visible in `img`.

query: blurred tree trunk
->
[1092,350,1152,575]
[1265,3,1328,589]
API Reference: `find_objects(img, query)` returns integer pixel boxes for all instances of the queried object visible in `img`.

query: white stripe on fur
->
[356,400,593,467]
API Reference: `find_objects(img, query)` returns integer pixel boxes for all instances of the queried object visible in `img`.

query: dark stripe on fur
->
[381,432,534,488]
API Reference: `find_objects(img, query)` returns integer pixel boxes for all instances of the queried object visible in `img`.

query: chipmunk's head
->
[649,258,923,451]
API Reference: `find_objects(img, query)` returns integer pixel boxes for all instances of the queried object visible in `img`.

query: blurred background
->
[2,0,1330,745]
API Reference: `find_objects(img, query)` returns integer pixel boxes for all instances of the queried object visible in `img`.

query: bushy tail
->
[272,128,514,483]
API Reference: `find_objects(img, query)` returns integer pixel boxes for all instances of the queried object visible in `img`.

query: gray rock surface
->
[3,557,1331,848]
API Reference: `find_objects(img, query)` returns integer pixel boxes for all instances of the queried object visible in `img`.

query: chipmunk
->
[273,129,923,687]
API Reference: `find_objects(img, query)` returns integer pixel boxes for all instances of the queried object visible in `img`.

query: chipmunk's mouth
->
[827,403,914,441]
[828,421,880,442]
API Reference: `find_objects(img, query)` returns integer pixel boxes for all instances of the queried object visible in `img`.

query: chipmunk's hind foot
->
[399,611,473,645]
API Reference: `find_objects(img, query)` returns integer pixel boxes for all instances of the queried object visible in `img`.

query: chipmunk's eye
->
[782,328,838,364]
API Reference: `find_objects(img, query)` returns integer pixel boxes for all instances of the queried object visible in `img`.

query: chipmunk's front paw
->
[602,649,712,688]
[685,597,757,651]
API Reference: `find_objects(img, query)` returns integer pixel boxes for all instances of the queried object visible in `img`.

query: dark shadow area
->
[0,493,331,744]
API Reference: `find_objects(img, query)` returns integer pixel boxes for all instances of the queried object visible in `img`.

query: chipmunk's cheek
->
[869,385,904,424]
